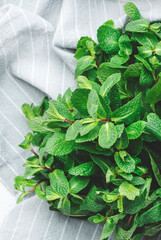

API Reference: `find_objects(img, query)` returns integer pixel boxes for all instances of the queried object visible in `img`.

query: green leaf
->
[145,113,161,141]
[125,19,150,33]
[74,36,95,59]
[75,56,96,78]
[66,120,82,141]
[22,103,35,120]
[24,167,43,178]
[62,88,73,110]
[45,132,75,156]
[100,73,121,97]
[97,25,120,54]
[138,203,161,227]
[49,169,69,197]
[112,93,142,125]
[110,55,129,65]
[116,124,125,138]
[46,186,61,200]
[126,121,146,139]
[139,67,154,88]
[77,76,92,90]
[58,197,71,215]
[99,122,117,149]
[88,214,105,224]
[87,90,107,120]
[90,154,111,175]
[28,117,58,133]
[86,40,95,57]
[119,181,140,200]
[146,78,161,104]
[71,88,90,116]
[123,2,142,20]
[137,45,153,58]
[123,189,147,214]
[135,55,152,72]
[124,63,142,78]
[69,176,89,194]
[68,162,96,176]
[155,41,161,56]
[119,34,132,56]
[115,129,129,150]
[97,62,120,84]
[148,150,161,187]
[100,214,125,240]
[19,133,32,150]
[81,186,106,213]
[17,192,29,204]
[75,123,101,143]
[80,122,98,136]
[133,32,158,49]
[46,100,74,121]
[114,151,136,173]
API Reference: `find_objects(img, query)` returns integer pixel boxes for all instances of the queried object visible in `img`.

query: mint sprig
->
[14,2,161,240]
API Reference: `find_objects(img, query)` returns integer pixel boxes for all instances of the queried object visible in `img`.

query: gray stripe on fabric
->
[42,212,55,240]
[0,110,23,137]
[10,202,24,240]
[59,216,69,240]
[75,221,84,240]
[26,200,43,240]
[2,135,25,163]
[18,8,35,85]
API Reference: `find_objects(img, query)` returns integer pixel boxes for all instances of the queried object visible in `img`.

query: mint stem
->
[95,57,100,68]
[155,69,158,84]
[28,179,47,194]
[63,119,74,124]
[127,215,133,230]
[99,118,110,122]
[31,149,39,158]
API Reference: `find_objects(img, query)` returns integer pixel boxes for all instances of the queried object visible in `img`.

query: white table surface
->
[0,182,16,228]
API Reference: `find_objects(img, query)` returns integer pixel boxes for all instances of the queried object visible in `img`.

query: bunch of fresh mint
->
[14,2,161,240]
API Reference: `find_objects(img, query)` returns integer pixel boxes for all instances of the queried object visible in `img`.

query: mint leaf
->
[49,169,69,197]
[71,88,90,116]
[69,176,89,194]
[46,100,74,121]
[146,78,161,104]
[66,120,82,141]
[45,132,75,156]
[77,76,92,90]
[97,62,120,84]
[75,56,96,78]
[99,122,117,149]
[69,162,96,176]
[112,93,142,125]
[126,121,146,139]
[97,25,120,54]
[19,133,32,150]
[100,73,121,97]
[126,19,150,33]
[81,186,106,212]
[87,90,107,119]
[119,34,132,56]
[119,181,140,200]
[145,113,161,141]
[28,117,57,133]
[124,63,142,78]
[114,151,136,173]
[22,103,35,120]
[123,2,142,20]
[138,203,161,227]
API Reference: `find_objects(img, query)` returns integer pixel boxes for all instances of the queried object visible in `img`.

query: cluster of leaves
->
[14,2,161,240]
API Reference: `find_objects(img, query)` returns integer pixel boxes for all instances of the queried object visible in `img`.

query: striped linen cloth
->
[0,0,161,239]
